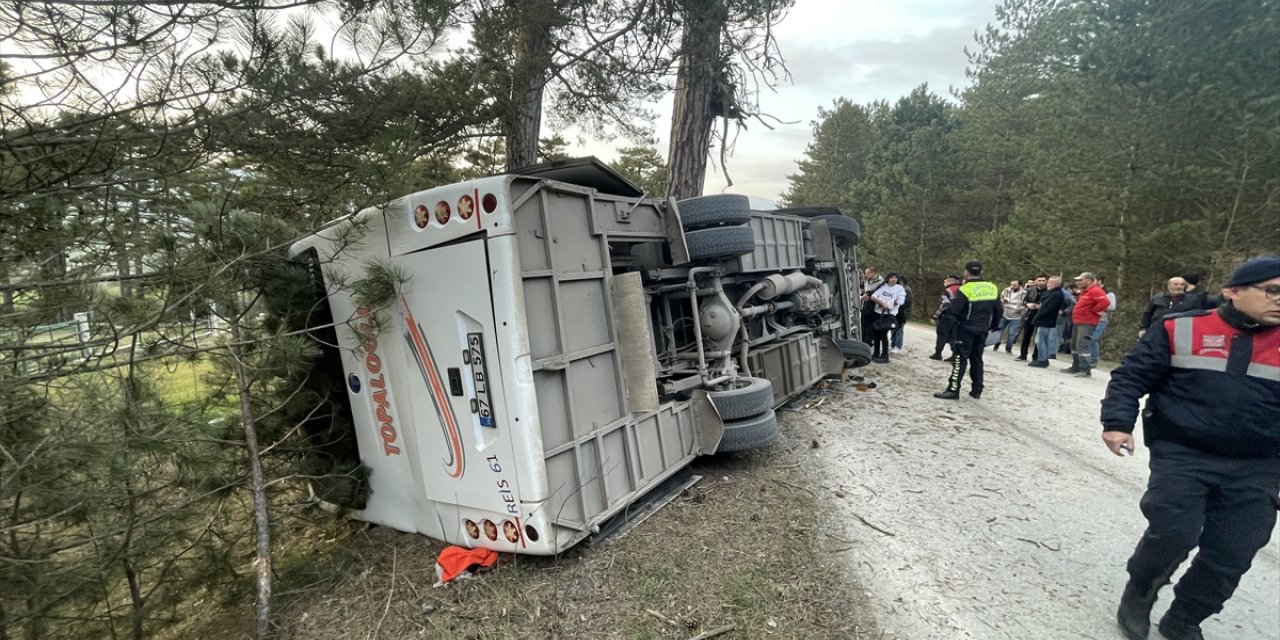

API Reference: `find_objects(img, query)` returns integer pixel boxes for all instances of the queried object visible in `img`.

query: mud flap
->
[690,389,725,455]
[664,197,692,265]
[809,217,836,262]
[817,334,847,378]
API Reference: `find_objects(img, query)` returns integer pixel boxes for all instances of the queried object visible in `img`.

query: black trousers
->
[934,317,956,357]
[944,330,986,394]
[871,328,891,359]
[1126,441,1280,622]
[934,329,949,357]
[860,308,878,345]
[1018,320,1037,358]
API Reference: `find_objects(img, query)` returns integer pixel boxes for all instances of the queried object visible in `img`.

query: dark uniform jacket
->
[1031,288,1065,328]
[1101,306,1280,459]
[944,279,1001,335]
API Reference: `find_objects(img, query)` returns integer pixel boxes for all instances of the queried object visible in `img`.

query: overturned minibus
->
[289,158,868,555]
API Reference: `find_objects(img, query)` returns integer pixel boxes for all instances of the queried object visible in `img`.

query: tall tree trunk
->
[118,256,133,300]
[917,212,927,318]
[505,2,555,170]
[1116,140,1139,291]
[666,0,727,200]
[229,318,273,639]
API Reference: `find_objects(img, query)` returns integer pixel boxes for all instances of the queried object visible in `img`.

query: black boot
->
[1116,580,1161,640]
[928,352,943,360]
[933,390,959,400]
[1157,606,1205,640]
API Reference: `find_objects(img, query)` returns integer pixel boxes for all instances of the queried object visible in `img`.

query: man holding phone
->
[1100,255,1280,640]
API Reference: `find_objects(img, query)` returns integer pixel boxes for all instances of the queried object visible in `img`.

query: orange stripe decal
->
[401,296,466,479]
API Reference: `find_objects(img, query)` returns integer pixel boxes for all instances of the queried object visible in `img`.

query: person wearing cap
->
[928,274,962,360]
[934,261,1000,399]
[1101,254,1280,640]
[1064,271,1110,377]
[1182,273,1210,310]
[1184,272,1224,311]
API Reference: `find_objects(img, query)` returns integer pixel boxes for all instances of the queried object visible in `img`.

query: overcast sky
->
[571,0,1000,206]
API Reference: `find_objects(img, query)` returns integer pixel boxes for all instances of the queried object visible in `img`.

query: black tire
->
[835,338,872,368]
[717,409,780,453]
[773,206,843,219]
[677,194,753,230]
[708,376,774,420]
[815,215,861,248]
[684,225,755,262]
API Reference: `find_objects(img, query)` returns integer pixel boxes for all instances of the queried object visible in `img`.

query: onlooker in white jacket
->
[996,280,1027,353]
[869,274,906,363]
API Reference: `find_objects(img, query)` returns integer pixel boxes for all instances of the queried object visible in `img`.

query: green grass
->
[145,357,219,406]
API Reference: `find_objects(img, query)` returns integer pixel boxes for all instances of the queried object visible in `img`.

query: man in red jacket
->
[1065,272,1110,377]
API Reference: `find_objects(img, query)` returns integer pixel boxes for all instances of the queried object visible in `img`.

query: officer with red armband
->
[1101,255,1280,640]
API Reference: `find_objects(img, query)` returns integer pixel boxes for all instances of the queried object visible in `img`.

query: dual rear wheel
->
[677,195,757,262]
[707,376,779,453]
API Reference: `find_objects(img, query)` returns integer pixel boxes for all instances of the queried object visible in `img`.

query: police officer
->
[1102,255,1280,640]
[934,261,1001,400]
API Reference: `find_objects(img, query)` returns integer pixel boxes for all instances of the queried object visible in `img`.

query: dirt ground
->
[796,323,1279,640]
[263,426,881,640]
[243,323,1278,640]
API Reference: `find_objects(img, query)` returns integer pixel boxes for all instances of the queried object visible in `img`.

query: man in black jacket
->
[1026,277,1064,368]
[1016,274,1048,361]
[1102,255,1280,640]
[1139,276,1201,336]
[934,261,1001,399]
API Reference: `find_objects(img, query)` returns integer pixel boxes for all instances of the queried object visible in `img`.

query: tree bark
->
[229,318,273,640]
[666,0,727,200]
[504,2,555,171]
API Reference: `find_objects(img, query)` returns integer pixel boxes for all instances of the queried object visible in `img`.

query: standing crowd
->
[857,255,1280,640]
[858,262,1224,397]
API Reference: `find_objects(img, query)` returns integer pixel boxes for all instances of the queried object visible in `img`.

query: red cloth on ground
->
[435,546,498,584]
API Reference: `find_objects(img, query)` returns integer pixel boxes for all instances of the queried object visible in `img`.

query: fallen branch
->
[852,513,896,537]
[647,609,679,628]
[1015,537,1061,552]
[802,397,826,410]
[687,624,735,640]
[824,531,857,544]
[770,479,816,497]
